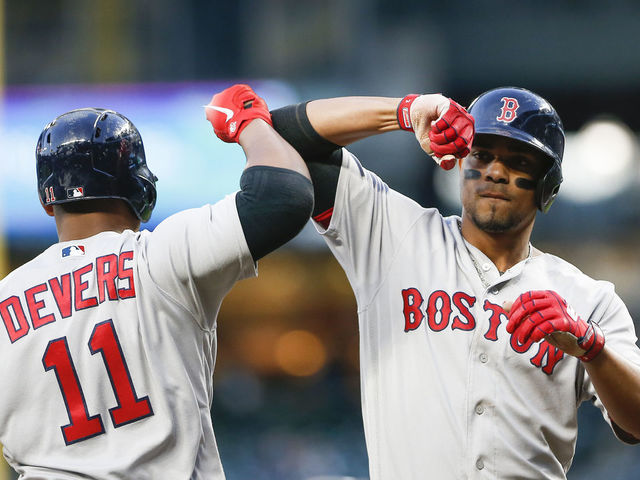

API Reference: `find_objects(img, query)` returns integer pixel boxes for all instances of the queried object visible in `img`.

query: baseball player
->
[0,85,313,479]
[268,86,640,479]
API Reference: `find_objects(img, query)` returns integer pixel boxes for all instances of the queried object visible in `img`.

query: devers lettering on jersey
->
[0,250,135,343]
[401,287,566,375]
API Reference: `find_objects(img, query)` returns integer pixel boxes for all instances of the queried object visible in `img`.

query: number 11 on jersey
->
[42,319,154,445]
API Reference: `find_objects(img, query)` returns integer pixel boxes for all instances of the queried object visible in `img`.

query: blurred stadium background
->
[2,1,640,479]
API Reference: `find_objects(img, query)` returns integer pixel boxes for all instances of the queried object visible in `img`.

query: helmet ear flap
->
[137,176,158,222]
[536,161,563,213]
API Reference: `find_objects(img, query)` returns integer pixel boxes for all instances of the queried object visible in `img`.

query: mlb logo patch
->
[67,187,84,198]
[62,245,85,258]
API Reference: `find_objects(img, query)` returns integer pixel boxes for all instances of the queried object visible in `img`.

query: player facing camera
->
[459,87,564,241]
[267,84,640,479]
[467,86,564,213]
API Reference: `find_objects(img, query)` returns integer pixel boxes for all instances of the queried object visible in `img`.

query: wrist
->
[238,118,274,147]
[578,320,605,362]
[397,94,420,132]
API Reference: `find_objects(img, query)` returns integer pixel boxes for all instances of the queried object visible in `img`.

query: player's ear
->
[40,199,55,217]
[43,205,55,217]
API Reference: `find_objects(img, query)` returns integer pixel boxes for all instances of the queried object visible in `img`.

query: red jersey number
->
[42,319,153,445]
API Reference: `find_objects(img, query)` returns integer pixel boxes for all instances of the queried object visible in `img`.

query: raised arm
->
[305,96,402,146]
[306,95,473,165]
[270,94,474,226]
[205,84,314,261]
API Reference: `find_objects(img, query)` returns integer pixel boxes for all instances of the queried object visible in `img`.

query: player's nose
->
[484,158,509,183]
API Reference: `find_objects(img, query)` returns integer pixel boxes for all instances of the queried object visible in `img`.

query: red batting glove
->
[396,95,475,171]
[428,100,475,160]
[506,290,605,362]
[205,84,273,143]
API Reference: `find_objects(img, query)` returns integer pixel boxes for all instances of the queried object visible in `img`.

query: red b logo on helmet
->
[496,97,519,123]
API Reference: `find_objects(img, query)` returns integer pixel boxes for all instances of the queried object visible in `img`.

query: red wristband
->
[578,320,605,362]
[397,94,420,132]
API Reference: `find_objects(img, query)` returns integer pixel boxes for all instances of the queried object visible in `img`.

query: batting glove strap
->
[397,94,420,131]
[578,319,605,362]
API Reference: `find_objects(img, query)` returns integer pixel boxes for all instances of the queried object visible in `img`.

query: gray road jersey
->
[0,194,256,479]
[316,149,640,480]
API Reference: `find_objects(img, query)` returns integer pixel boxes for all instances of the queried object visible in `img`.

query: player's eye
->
[506,156,536,174]
[471,150,494,163]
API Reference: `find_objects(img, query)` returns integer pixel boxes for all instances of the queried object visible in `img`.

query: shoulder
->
[0,242,65,289]
[535,252,596,279]
[395,210,461,251]
[145,199,241,243]
[531,252,618,307]
[526,253,635,336]
[535,252,612,287]
[422,212,462,238]
[0,231,138,291]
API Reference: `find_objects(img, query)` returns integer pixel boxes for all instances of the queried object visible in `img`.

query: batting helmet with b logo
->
[468,87,565,213]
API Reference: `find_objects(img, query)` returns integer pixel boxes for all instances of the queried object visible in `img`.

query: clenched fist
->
[506,290,605,362]
[397,94,475,170]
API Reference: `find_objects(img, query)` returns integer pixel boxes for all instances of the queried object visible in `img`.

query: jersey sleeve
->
[578,285,640,443]
[142,193,257,329]
[593,288,640,367]
[315,149,427,308]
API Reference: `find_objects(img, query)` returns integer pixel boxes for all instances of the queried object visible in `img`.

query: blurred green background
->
[2,1,640,479]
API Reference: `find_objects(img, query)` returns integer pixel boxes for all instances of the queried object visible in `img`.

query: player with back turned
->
[267,86,640,478]
[0,85,313,479]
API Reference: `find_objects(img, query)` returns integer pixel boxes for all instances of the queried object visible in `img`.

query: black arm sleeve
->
[235,166,314,262]
[271,103,342,217]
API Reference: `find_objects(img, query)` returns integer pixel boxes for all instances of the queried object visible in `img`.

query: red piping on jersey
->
[313,207,334,229]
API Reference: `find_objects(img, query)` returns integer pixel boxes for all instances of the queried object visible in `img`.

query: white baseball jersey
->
[0,194,256,479]
[316,150,640,479]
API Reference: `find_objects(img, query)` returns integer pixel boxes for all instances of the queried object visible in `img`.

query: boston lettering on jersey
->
[401,287,565,375]
[0,251,136,343]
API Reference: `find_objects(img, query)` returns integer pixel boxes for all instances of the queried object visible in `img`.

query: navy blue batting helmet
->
[36,108,157,222]
[468,87,565,213]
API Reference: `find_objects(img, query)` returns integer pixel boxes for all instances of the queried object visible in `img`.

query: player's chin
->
[472,210,518,233]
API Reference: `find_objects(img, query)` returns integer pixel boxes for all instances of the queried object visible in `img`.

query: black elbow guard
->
[236,166,314,261]
[271,103,342,216]
[271,103,342,161]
